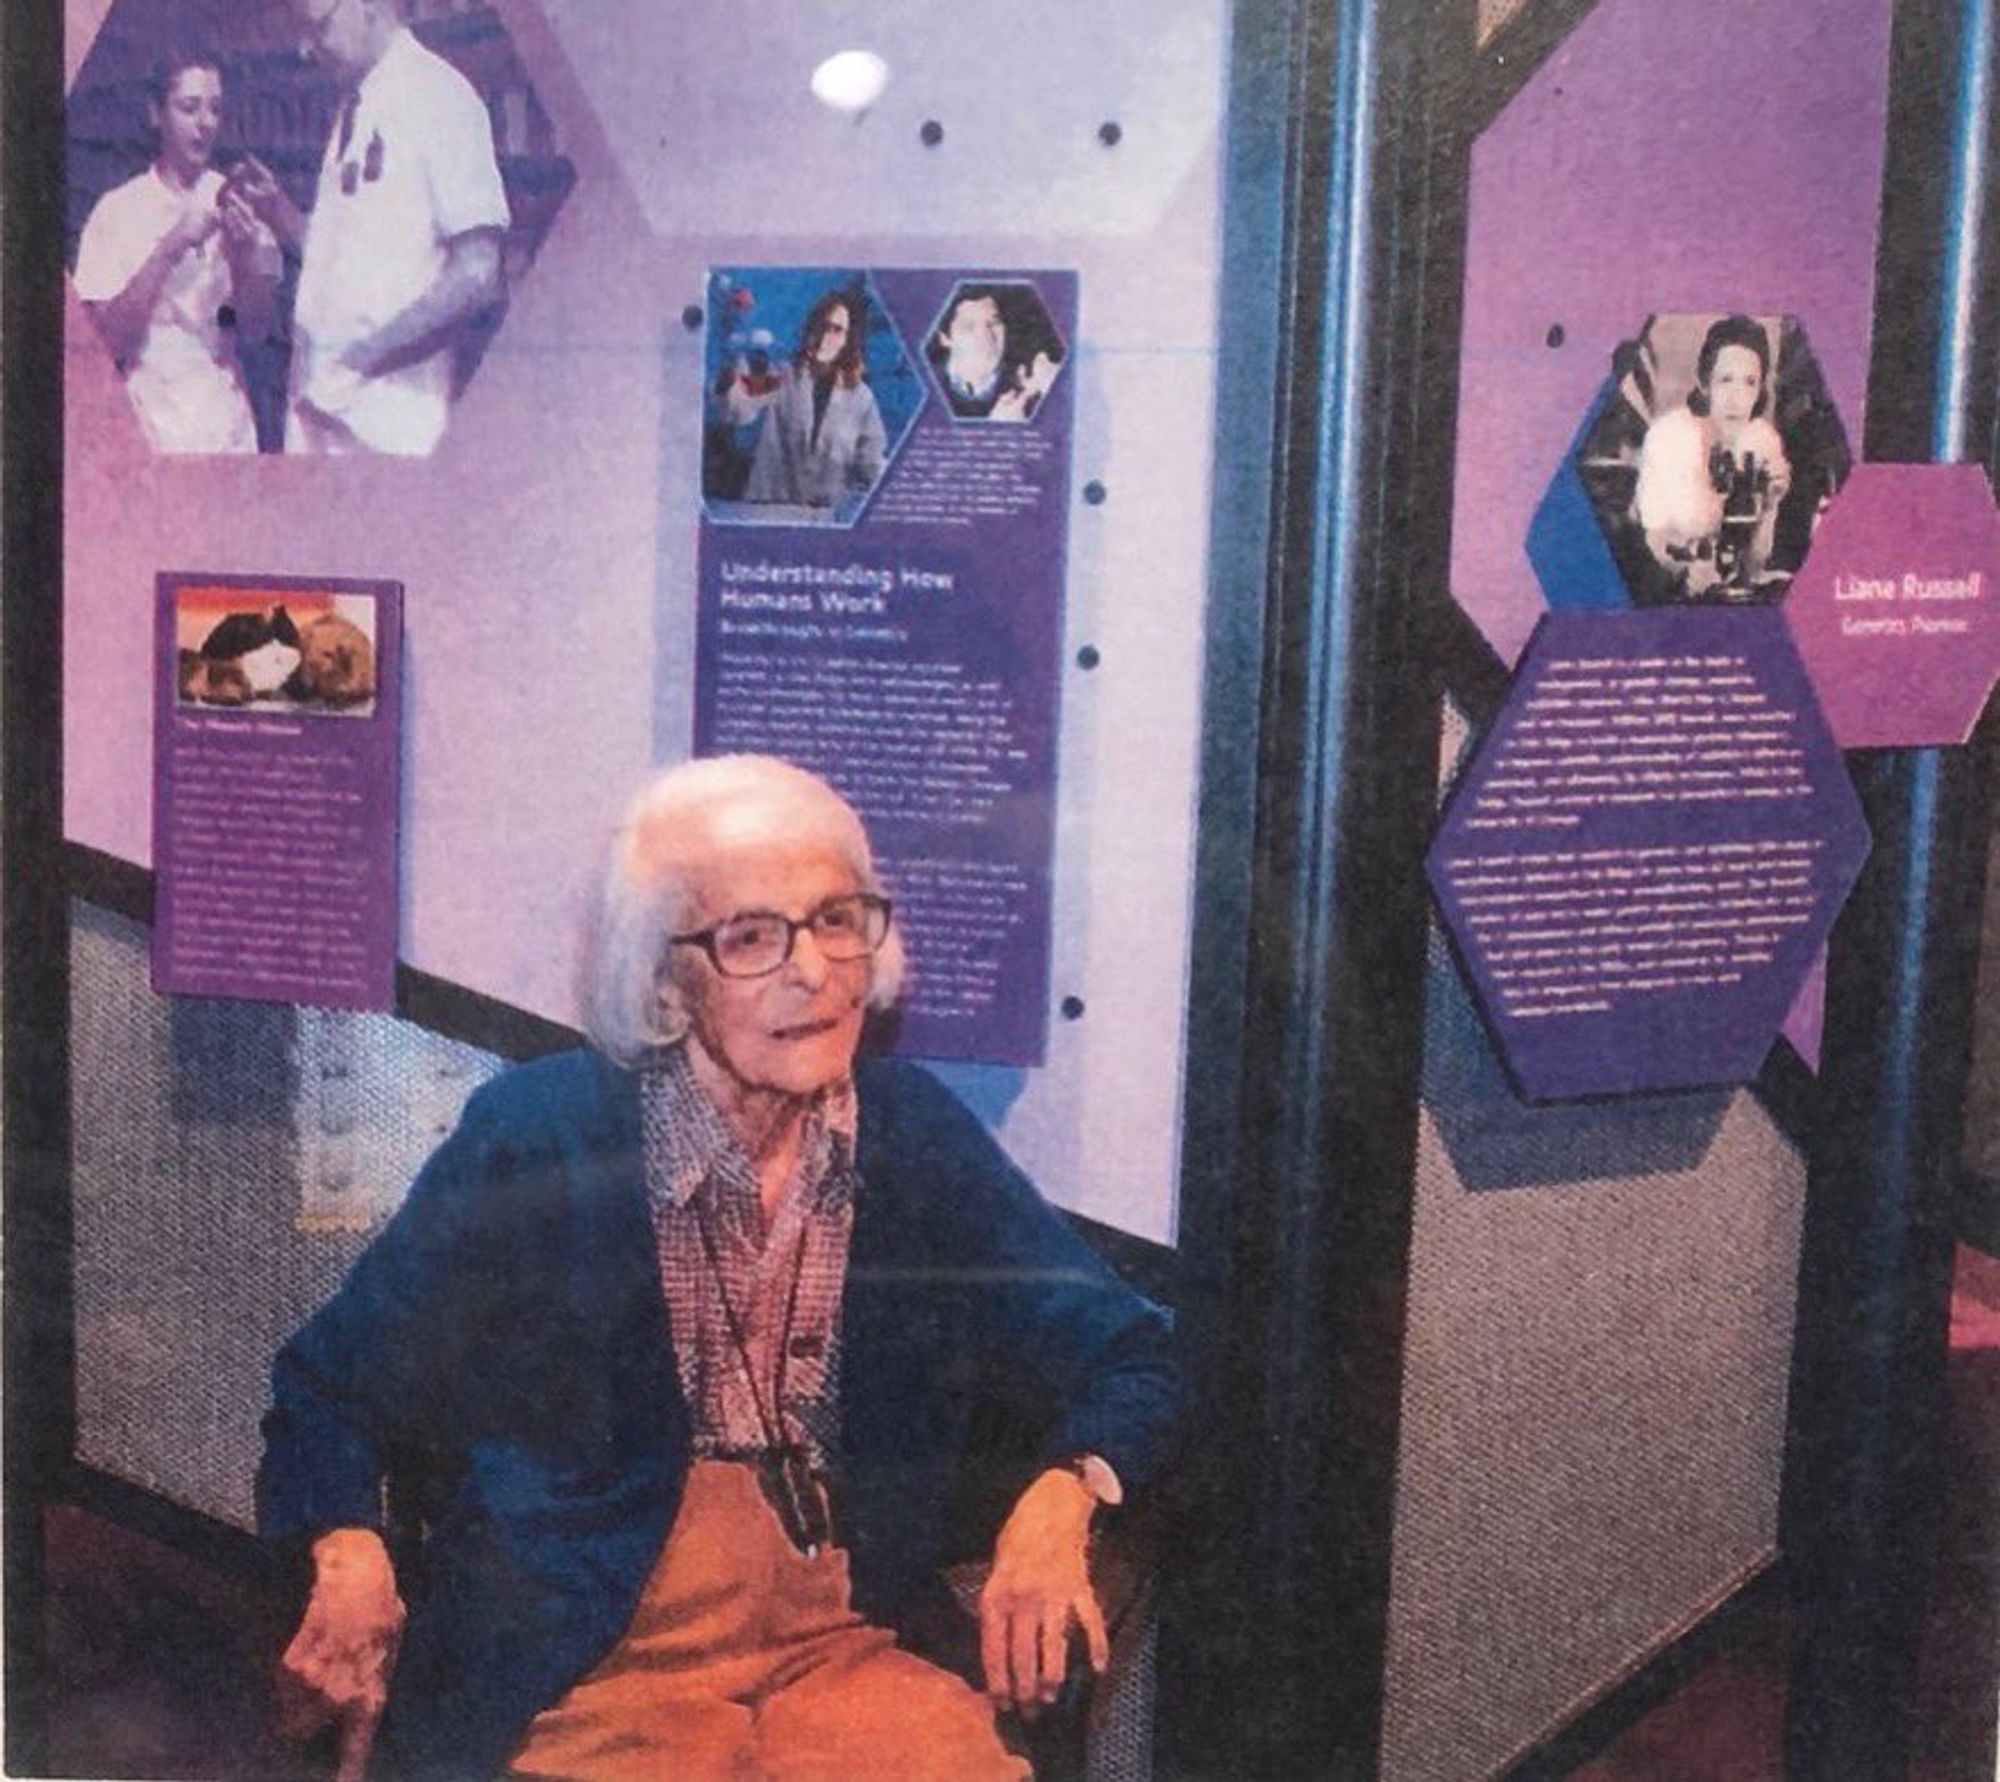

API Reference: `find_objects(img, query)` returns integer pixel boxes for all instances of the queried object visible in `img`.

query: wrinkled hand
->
[979,1468,1107,1719]
[278,1528,404,1781]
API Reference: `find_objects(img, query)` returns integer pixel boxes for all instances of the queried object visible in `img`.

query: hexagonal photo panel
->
[1530,313,1853,611]
[1786,463,2000,748]
[701,268,924,529]
[67,0,577,456]
[922,280,1069,425]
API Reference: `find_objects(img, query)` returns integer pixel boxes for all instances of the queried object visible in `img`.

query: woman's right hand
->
[163,199,219,259]
[278,1528,405,1773]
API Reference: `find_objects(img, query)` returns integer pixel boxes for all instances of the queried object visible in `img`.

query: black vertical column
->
[3,0,75,1774]
[1782,1,1999,1777]
[1160,1,1474,1774]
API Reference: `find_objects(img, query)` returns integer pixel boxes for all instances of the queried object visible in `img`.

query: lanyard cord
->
[693,1181,813,1458]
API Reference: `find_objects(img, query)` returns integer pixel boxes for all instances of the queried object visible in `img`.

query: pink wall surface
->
[64,0,1232,1243]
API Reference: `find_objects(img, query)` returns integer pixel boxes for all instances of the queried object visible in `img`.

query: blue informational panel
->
[694,268,1077,1066]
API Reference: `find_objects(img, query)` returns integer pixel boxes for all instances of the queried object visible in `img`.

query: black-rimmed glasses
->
[671,893,892,980]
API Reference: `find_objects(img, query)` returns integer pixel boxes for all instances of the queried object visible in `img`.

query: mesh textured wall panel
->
[1381,699,1808,1779]
[71,903,502,1529]
[1381,1013,1805,1779]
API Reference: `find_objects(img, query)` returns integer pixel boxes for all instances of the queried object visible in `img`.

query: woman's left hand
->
[217,191,280,269]
[980,1467,1108,1718]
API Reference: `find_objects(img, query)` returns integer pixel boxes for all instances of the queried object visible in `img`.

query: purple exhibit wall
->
[1450,0,1894,670]
[62,0,1232,1245]
[65,0,668,1012]
[1386,4,1899,1777]
[1448,0,1895,1073]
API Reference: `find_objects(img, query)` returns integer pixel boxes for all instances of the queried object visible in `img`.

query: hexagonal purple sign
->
[1427,609,1871,1101]
[1784,464,2000,748]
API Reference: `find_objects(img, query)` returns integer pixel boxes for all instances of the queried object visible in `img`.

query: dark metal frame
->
[1162,0,1476,1772]
[1781,1,1999,1776]
[4,0,75,1772]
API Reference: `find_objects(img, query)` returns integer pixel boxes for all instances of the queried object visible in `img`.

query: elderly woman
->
[258,755,1178,1780]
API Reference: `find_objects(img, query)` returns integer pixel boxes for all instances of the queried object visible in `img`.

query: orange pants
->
[508,1460,1027,1782]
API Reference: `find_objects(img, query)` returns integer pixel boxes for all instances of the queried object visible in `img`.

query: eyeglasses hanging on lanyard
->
[695,1196,835,1557]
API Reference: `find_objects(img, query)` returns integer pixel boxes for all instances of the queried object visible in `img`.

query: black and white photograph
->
[67,0,577,455]
[1571,311,1853,605]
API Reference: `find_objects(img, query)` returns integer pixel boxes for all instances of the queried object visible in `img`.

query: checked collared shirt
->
[638,1045,857,1469]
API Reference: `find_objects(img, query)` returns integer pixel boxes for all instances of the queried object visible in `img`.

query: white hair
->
[580,755,905,1066]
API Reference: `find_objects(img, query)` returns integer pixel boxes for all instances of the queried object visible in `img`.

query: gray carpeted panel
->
[70,902,501,1530]
[1381,1093,1803,1781]
[1382,704,1808,1781]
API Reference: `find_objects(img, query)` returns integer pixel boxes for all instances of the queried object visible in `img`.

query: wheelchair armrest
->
[922,1510,1159,1782]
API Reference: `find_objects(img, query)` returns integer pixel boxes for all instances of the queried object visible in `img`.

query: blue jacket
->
[258,1048,1179,1779]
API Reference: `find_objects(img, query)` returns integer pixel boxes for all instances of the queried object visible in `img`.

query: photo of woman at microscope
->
[1575,311,1853,605]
